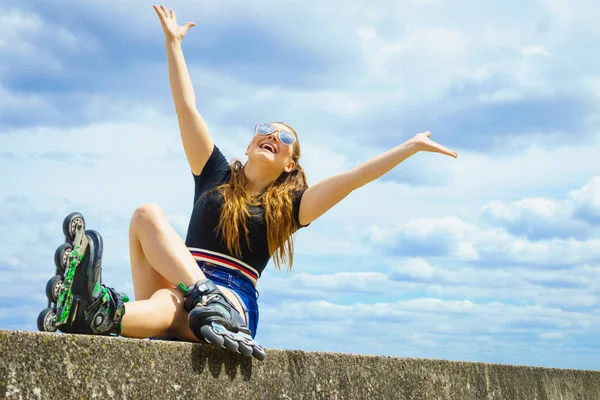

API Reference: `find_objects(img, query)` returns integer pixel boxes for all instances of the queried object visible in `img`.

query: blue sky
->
[2,0,600,370]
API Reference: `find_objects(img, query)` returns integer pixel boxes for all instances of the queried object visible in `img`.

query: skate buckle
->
[177,282,190,294]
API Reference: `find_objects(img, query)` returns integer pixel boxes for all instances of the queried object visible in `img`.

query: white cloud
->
[481,197,588,240]
[259,271,400,303]
[0,8,44,51]
[480,175,600,240]
[259,256,600,315]
[539,332,563,340]
[372,215,600,266]
[358,26,470,98]
[360,176,600,269]
[0,7,94,77]
[521,46,550,57]
[391,258,435,280]
[484,198,565,222]
[366,216,478,259]
[0,85,61,124]
[569,176,600,223]
[538,0,600,28]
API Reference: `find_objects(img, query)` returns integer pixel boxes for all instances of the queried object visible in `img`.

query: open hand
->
[153,5,195,41]
[411,131,458,158]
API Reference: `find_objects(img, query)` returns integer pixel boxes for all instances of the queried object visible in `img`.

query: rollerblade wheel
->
[54,243,73,274]
[252,345,267,361]
[45,275,64,303]
[222,335,240,354]
[238,342,253,357]
[62,212,85,242]
[37,308,58,332]
[200,325,225,348]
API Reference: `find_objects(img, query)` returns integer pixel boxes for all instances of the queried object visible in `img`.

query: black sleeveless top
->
[184,144,309,278]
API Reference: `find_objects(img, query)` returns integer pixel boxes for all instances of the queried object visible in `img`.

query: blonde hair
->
[211,122,308,271]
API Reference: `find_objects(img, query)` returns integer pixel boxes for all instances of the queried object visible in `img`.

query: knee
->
[150,288,188,332]
[130,203,165,230]
[151,288,182,303]
[150,288,184,314]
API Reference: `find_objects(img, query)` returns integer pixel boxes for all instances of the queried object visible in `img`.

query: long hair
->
[212,122,308,271]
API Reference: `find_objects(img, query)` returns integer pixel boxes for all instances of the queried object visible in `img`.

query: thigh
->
[129,225,174,301]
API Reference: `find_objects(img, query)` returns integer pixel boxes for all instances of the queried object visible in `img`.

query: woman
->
[39,5,458,361]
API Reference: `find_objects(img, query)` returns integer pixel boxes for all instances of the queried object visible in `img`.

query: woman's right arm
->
[166,39,214,175]
[154,5,213,176]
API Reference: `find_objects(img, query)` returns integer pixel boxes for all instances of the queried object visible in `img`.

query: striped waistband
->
[188,248,259,286]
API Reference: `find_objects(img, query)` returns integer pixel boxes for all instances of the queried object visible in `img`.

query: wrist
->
[404,138,422,153]
[165,38,183,47]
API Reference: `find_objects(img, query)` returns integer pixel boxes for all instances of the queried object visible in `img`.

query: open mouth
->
[259,142,277,154]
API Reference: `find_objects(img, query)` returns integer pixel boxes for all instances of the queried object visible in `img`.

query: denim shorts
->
[199,261,260,338]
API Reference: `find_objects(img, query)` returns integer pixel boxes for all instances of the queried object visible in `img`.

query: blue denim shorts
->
[199,261,260,338]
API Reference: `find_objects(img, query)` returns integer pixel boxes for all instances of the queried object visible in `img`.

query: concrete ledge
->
[1,330,599,400]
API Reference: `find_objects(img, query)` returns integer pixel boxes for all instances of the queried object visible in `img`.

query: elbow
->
[339,170,360,193]
[345,169,366,192]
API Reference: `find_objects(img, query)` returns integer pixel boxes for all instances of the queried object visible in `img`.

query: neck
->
[243,161,280,195]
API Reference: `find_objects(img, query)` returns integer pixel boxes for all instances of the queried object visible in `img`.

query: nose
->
[267,133,279,142]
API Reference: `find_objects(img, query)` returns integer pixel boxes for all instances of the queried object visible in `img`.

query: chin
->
[249,151,275,165]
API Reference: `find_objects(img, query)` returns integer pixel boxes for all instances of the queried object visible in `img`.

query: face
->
[246,122,297,173]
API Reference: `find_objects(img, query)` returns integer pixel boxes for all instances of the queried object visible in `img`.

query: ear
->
[284,159,296,173]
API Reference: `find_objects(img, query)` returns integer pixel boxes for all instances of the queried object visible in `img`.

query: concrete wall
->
[1,330,599,399]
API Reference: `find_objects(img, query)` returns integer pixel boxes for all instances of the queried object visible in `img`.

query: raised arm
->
[154,5,213,176]
[297,132,458,226]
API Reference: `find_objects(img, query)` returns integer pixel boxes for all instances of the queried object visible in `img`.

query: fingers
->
[419,131,458,158]
[153,5,169,20]
[152,4,165,20]
[160,5,169,18]
[152,4,171,19]
[437,145,458,158]
[446,150,459,158]
[432,141,457,158]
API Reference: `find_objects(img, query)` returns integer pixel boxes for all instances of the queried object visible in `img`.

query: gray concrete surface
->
[1,329,599,399]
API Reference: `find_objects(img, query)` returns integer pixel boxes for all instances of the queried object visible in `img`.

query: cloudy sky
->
[2,0,600,370]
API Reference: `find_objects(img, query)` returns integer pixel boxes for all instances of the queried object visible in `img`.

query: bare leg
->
[121,287,239,342]
[120,289,184,338]
[119,203,246,339]
[128,203,205,292]
[120,288,198,341]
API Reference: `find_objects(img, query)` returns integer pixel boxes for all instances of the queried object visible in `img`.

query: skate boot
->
[177,279,266,361]
[37,212,129,336]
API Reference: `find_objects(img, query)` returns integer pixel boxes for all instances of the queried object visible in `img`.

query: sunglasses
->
[254,123,297,146]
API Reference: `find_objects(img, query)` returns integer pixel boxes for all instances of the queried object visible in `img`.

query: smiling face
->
[246,122,298,174]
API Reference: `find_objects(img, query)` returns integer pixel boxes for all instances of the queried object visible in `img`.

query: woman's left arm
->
[297,132,458,226]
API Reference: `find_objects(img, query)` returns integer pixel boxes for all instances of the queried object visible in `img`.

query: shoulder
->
[195,145,231,178]
[291,187,310,228]
[192,145,232,204]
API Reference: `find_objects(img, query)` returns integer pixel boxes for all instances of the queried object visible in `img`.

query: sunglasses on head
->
[254,123,296,146]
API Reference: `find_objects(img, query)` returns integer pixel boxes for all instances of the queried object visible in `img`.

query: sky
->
[1,0,600,371]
